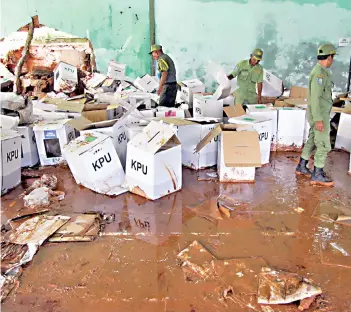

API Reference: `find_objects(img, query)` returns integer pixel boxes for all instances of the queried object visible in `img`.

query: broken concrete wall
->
[0,0,150,77]
[155,0,351,91]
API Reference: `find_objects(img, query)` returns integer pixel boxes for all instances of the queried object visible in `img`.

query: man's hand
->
[315,121,325,132]
[157,86,163,96]
[257,96,262,104]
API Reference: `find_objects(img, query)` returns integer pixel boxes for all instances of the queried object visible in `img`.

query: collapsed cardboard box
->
[193,94,223,120]
[53,62,78,93]
[134,74,159,93]
[82,105,121,123]
[107,61,126,80]
[195,125,261,183]
[179,79,206,106]
[276,107,306,151]
[335,113,351,152]
[246,104,278,151]
[1,129,22,195]
[261,70,283,97]
[17,125,39,167]
[125,121,182,200]
[63,132,126,196]
[128,193,182,245]
[125,109,155,125]
[162,117,220,170]
[33,119,76,166]
[228,115,273,165]
[76,119,128,169]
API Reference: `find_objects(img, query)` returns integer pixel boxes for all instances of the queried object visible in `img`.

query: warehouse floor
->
[1,151,351,312]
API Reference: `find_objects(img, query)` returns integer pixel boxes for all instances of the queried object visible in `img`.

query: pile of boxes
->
[2,59,351,200]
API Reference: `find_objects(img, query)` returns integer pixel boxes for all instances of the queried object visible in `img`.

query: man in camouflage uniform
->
[296,43,337,187]
[227,48,264,105]
[150,44,177,107]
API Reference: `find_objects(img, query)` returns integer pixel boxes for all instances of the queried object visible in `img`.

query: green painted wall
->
[155,0,351,91]
[0,0,150,78]
[1,0,350,90]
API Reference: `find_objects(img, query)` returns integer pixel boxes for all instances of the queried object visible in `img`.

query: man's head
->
[150,44,163,60]
[317,43,337,68]
[250,48,263,66]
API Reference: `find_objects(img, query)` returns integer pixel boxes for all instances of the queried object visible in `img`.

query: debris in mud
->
[176,241,216,281]
[3,215,70,245]
[23,187,65,208]
[312,202,351,226]
[197,169,219,182]
[321,240,351,269]
[48,214,101,242]
[187,198,224,222]
[294,207,305,214]
[20,174,58,197]
[0,267,22,302]
[298,294,317,311]
[257,267,322,305]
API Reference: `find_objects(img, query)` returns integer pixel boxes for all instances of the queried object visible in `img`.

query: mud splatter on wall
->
[155,0,351,90]
[0,0,150,78]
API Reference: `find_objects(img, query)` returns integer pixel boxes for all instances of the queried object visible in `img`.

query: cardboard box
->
[179,79,206,106]
[289,86,308,99]
[1,130,21,195]
[193,94,223,120]
[134,74,159,93]
[53,62,78,93]
[125,109,156,125]
[276,108,306,151]
[127,193,182,245]
[126,124,146,140]
[125,121,182,200]
[76,119,128,169]
[107,61,126,80]
[195,125,261,183]
[17,125,39,167]
[162,117,220,169]
[82,105,121,123]
[246,105,278,151]
[128,92,152,109]
[261,70,283,97]
[33,119,76,166]
[228,115,273,165]
[155,108,185,119]
[335,113,351,152]
[63,132,126,196]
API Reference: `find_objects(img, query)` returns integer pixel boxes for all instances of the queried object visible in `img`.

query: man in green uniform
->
[150,44,177,107]
[227,48,264,104]
[296,43,337,187]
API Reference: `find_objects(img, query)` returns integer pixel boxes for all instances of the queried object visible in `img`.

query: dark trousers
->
[159,83,177,107]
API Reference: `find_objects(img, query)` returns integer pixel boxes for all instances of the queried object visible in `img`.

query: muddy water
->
[1,151,351,312]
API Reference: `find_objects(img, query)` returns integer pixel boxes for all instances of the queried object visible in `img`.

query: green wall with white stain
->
[1,0,350,90]
[155,0,351,90]
[0,0,150,78]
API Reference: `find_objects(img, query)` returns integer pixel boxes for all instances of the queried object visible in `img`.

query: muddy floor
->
[1,151,351,312]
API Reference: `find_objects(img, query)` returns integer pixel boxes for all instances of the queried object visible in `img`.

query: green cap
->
[149,44,162,54]
[252,48,263,60]
[318,43,337,56]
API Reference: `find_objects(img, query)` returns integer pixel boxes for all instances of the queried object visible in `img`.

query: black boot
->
[296,158,312,177]
[310,167,334,187]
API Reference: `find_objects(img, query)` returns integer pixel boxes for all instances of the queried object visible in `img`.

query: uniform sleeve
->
[231,62,241,78]
[257,67,264,83]
[309,74,324,122]
[158,59,169,72]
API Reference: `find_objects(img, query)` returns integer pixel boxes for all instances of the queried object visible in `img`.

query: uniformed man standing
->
[227,48,264,104]
[150,45,177,107]
[296,43,337,187]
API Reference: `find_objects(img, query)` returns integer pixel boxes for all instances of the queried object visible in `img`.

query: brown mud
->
[1,151,351,312]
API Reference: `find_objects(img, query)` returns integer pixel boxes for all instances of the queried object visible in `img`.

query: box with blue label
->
[33,119,76,166]
[1,129,22,195]
[63,132,126,196]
